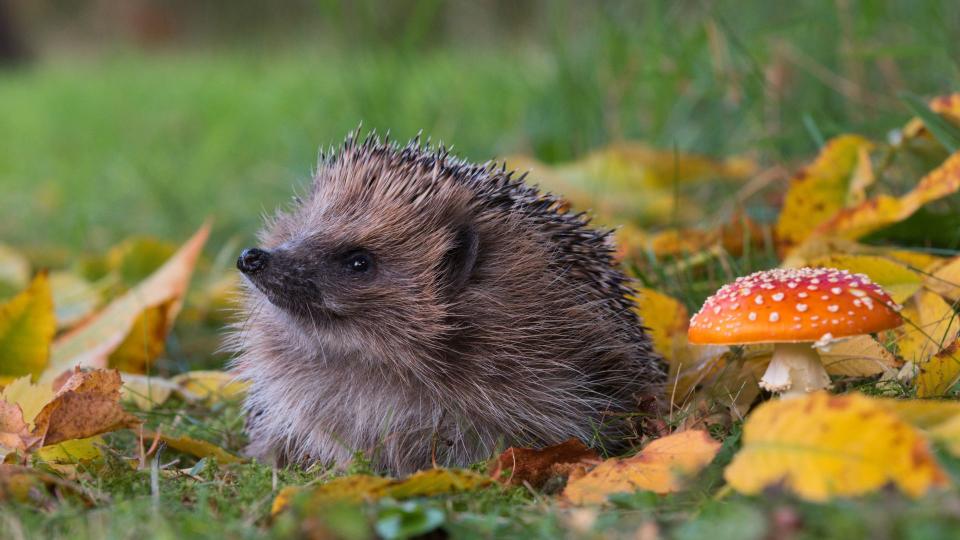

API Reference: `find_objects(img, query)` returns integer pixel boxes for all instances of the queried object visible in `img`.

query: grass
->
[4,0,960,538]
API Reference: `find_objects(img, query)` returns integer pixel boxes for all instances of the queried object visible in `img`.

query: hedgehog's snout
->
[237,247,270,275]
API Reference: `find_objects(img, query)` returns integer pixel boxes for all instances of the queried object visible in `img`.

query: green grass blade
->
[900,92,960,153]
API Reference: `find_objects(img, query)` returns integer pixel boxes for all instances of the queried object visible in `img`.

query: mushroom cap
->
[688,267,903,345]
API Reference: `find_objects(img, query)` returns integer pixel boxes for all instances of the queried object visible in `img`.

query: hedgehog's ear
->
[442,224,479,292]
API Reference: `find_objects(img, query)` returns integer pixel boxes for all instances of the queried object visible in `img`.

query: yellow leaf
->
[120,373,178,411]
[818,151,960,240]
[775,135,874,249]
[48,272,101,330]
[781,237,942,272]
[46,222,210,380]
[271,469,492,516]
[108,301,172,374]
[0,375,53,426]
[0,273,55,381]
[383,468,492,499]
[804,254,921,304]
[36,436,103,463]
[818,335,899,377]
[142,431,243,464]
[926,255,960,303]
[170,370,249,403]
[914,339,960,397]
[725,392,946,501]
[631,288,688,364]
[562,430,721,505]
[893,290,960,373]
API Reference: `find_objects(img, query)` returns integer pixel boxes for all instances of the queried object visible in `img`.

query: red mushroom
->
[688,267,903,396]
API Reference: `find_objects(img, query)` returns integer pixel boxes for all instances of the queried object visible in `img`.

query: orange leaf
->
[46,222,210,379]
[562,430,720,505]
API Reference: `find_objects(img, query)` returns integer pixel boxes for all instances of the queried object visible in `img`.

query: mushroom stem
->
[759,342,831,397]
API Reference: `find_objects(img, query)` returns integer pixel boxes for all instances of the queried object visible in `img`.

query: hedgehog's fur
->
[226,133,665,474]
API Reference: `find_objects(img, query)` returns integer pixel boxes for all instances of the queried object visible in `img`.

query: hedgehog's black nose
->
[237,248,270,274]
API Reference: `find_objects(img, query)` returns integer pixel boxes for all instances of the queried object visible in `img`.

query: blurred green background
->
[0,0,958,251]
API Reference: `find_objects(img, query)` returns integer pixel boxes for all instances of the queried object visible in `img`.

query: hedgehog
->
[226,133,665,474]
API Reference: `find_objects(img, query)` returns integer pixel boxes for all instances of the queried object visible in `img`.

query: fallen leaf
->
[881,399,960,457]
[632,288,689,364]
[48,271,102,330]
[31,368,140,447]
[36,436,103,463]
[490,439,599,488]
[775,135,874,250]
[725,392,947,501]
[171,370,249,402]
[272,469,492,516]
[0,375,53,427]
[926,255,960,303]
[0,272,55,382]
[892,290,960,380]
[562,430,721,505]
[121,373,178,411]
[46,222,210,380]
[817,335,899,377]
[914,339,960,397]
[816,151,960,241]
[803,254,921,304]
[0,400,38,459]
[383,468,492,499]
[107,300,173,373]
[0,463,100,507]
[142,431,243,464]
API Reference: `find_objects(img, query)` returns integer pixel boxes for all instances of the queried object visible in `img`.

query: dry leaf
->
[141,430,243,464]
[272,469,491,516]
[926,255,960,303]
[725,392,947,501]
[48,272,101,330]
[817,335,899,377]
[46,222,210,380]
[914,339,960,397]
[171,370,249,402]
[803,254,921,304]
[120,374,178,411]
[32,368,140,447]
[775,135,874,250]
[632,288,689,364]
[490,438,599,488]
[816,151,960,241]
[0,272,55,382]
[562,430,721,505]
[107,300,173,373]
[0,400,38,458]
[892,290,960,379]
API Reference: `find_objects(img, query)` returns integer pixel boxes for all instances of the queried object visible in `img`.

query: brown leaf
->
[32,368,140,447]
[490,438,599,488]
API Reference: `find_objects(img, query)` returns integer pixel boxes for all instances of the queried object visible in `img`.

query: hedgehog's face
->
[238,173,480,354]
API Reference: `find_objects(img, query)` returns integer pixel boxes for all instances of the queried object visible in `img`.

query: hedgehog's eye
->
[343,250,373,273]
